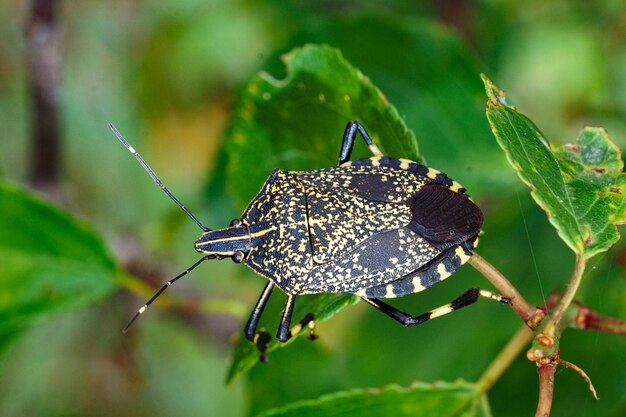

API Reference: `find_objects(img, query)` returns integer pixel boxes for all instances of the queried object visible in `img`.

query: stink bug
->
[111,121,509,359]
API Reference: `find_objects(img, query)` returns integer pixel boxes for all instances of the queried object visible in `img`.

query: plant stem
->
[542,254,587,340]
[574,305,626,335]
[535,363,556,417]
[24,0,61,196]
[477,325,534,393]
[469,253,537,322]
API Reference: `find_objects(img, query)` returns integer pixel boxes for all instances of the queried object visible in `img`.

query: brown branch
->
[535,363,556,417]
[541,255,587,342]
[469,253,540,324]
[574,304,626,335]
[24,0,61,196]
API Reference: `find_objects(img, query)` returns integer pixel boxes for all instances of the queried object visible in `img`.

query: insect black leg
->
[338,120,383,165]
[289,312,317,341]
[244,281,276,363]
[275,296,317,342]
[277,295,297,342]
[361,288,510,327]
[246,288,316,361]
[244,281,276,341]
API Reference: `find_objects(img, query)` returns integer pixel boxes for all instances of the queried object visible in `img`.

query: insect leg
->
[243,281,276,363]
[361,288,510,327]
[244,281,276,341]
[252,313,316,363]
[277,295,297,342]
[276,296,316,343]
[288,313,317,341]
[338,120,383,165]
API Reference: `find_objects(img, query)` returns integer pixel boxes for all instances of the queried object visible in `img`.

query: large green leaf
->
[483,76,626,259]
[225,44,419,381]
[292,15,502,194]
[256,381,489,417]
[0,181,118,341]
[227,43,420,207]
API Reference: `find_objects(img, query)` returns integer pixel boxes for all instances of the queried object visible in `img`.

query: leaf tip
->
[481,74,510,108]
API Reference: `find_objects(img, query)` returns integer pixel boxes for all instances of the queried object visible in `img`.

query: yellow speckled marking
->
[449,181,463,193]
[426,168,440,179]
[370,157,381,167]
[384,285,395,298]
[436,263,451,280]
[399,159,412,170]
[455,246,471,263]
[341,160,353,167]
[356,288,368,297]
[411,276,426,292]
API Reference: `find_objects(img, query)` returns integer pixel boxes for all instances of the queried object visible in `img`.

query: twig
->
[469,253,539,323]
[535,363,556,417]
[24,0,61,196]
[574,304,626,335]
[541,255,587,341]
[476,324,534,393]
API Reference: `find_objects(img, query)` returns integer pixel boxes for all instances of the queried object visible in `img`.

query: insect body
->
[112,121,508,359]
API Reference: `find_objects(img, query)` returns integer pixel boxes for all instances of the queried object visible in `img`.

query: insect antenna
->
[108,123,209,232]
[123,254,221,333]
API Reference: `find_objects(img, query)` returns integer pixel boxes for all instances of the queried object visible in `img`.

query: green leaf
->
[0,181,119,341]
[293,15,501,193]
[256,381,489,417]
[227,293,358,385]
[226,43,420,207]
[483,76,626,259]
[225,44,419,382]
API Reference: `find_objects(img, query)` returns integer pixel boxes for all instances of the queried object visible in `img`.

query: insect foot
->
[253,330,272,363]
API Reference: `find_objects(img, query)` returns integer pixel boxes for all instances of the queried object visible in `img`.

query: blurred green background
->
[0,1,624,416]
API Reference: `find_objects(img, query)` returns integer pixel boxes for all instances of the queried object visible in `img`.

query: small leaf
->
[225,44,420,381]
[226,293,358,385]
[255,381,489,417]
[483,76,626,259]
[0,181,118,340]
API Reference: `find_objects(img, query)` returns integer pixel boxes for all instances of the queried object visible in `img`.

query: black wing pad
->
[407,184,483,250]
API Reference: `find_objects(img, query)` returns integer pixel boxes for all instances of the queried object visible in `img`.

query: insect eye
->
[230,219,242,228]
[232,251,245,263]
